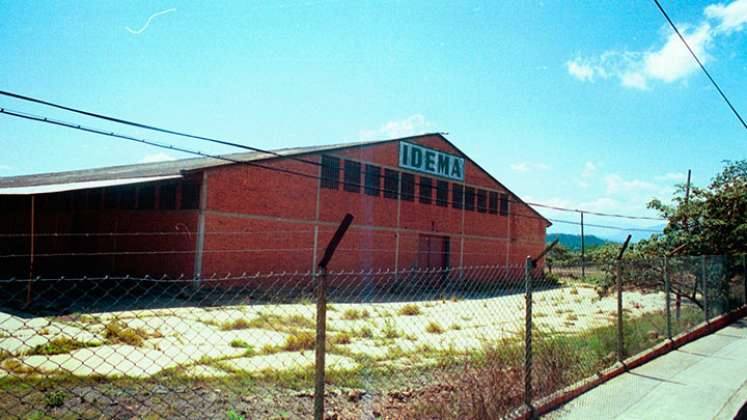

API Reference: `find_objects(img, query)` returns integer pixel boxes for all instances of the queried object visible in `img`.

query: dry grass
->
[27,338,97,356]
[425,321,445,335]
[341,308,369,321]
[103,320,149,347]
[283,331,316,352]
[398,304,422,316]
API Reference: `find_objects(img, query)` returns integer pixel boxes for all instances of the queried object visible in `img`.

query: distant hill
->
[546,233,614,250]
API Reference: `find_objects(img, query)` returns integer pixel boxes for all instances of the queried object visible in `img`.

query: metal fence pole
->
[313,213,353,420]
[702,255,708,322]
[743,254,746,306]
[524,256,533,415]
[665,256,672,340]
[616,260,624,362]
[313,268,327,420]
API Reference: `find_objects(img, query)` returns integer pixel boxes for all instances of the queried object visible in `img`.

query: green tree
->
[648,160,747,255]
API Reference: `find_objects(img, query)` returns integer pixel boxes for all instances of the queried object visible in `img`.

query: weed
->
[398,304,422,316]
[569,287,579,295]
[425,321,445,335]
[381,319,402,339]
[44,390,66,408]
[341,308,369,321]
[28,338,97,356]
[566,314,579,321]
[283,331,315,352]
[220,318,252,331]
[330,332,352,345]
[450,294,458,303]
[450,323,462,330]
[104,320,148,347]
[229,339,255,355]
[2,358,36,374]
[355,326,374,339]
[226,409,246,420]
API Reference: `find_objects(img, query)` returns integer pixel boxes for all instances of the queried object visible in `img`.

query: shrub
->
[425,321,445,335]
[398,304,422,316]
[356,326,374,339]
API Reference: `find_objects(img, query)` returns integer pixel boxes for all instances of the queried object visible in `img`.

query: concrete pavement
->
[546,317,747,420]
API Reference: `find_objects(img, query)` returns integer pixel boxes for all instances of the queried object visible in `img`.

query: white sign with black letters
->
[398,142,465,181]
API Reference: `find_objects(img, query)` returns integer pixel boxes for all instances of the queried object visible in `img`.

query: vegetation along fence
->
[0,252,745,419]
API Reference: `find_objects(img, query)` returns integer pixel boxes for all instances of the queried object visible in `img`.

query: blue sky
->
[1,0,745,238]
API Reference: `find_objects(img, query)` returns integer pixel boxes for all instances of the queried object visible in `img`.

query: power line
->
[0,89,324,167]
[0,89,669,221]
[652,0,747,130]
[0,106,665,225]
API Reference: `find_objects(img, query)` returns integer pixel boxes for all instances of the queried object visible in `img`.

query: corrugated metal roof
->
[0,175,182,195]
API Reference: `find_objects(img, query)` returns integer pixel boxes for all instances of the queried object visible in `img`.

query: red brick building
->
[0,134,549,285]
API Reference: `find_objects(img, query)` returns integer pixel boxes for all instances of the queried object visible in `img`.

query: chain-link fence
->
[0,255,745,419]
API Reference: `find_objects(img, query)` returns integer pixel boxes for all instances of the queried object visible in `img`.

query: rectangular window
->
[119,186,136,210]
[401,172,415,201]
[383,169,399,199]
[499,193,509,216]
[452,184,463,209]
[436,181,449,207]
[419,177,432,204]
[343,160,361,193]
[137,185,156,210]
[365,164,381,196]
[86,189,101,210]
[320,155,340,189]
[181,181,200,210]
[477,189,487,213]
[73,190,87,210]
[159,184,177,210]
[103,188,118,209]
[464,187,475,211]
[488,191,498,214]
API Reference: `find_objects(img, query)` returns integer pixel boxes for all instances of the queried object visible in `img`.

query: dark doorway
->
[417,234,450,291]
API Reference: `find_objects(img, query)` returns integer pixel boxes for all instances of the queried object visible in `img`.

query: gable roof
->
[0,133,550,225]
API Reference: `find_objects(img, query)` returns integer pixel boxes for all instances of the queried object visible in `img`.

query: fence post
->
[616,235,631,364]
[313,214,353,420]
[665,256,672,340]
[524,255,533,416]
[702,255,708,323]
[743,254,746,307]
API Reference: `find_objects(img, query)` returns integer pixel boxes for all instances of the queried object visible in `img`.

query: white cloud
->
[510,162,551,173]
[655,172,687,181]
[566,61,596,82]
[644,24,712,83]
[705,0,747,33]
[0,164,13,171]
[604,174,661,194]
[567,0,746,90]
[359,114,433,140]
[141,152,176,163]
[581,161,598,178]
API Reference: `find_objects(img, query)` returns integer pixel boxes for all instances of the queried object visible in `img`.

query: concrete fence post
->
[742,254,746,307]
[524,255,533,415]
[665,256,672,340]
